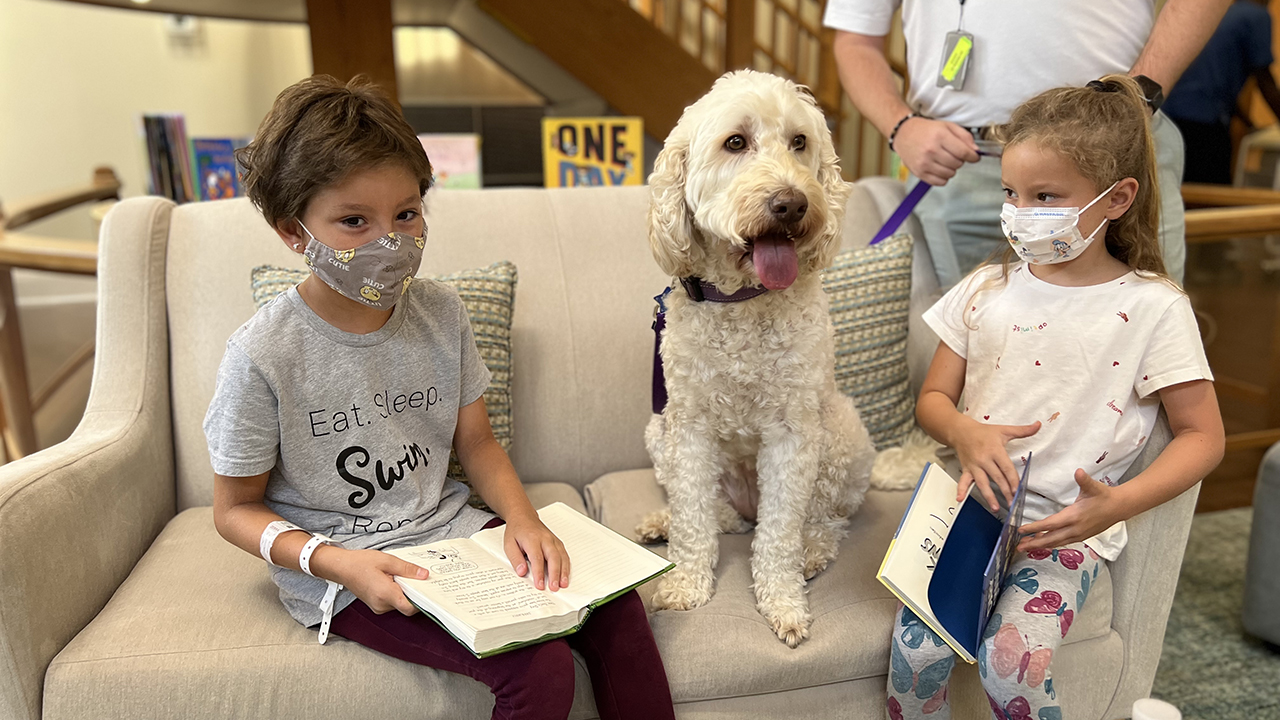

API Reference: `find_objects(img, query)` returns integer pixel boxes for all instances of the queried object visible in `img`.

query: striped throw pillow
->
[250,261,517,510]
[823,233,914,450]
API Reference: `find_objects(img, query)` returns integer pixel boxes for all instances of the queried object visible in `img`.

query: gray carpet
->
[1151,507,1280,719]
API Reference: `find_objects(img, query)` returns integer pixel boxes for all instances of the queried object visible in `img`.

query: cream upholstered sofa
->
[1,180,1197,720]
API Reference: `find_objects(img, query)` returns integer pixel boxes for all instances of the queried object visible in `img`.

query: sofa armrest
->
[1103,408,1199,718]
[0,197,176,720]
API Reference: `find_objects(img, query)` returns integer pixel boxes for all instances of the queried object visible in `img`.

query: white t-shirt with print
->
[922,263,1212,560]
[823,0,1154,127]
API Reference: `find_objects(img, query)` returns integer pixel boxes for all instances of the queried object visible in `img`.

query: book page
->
[470,503,673,612]
[388,539,575,632]
[879,464,962,590]
[877,463,974,660]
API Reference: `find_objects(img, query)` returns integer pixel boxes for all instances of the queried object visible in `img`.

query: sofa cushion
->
[44,486,597,720]
[249,261,518,510]
[824,233,915,450]
[581,471,1113,705]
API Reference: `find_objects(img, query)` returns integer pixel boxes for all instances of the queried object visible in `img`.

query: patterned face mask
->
[999,181,1117,265]
[297,220,426,310]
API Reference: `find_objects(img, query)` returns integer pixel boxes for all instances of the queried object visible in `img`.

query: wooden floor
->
[1185,240,1277,512]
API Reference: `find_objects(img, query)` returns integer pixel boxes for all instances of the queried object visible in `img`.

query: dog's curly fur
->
[639,70,876,647]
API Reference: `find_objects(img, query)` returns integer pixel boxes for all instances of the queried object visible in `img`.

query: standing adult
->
[1163,0,1280,185]
[826,0,1232,287]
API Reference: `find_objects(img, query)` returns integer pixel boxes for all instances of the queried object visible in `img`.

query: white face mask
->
[999,181,1118,265]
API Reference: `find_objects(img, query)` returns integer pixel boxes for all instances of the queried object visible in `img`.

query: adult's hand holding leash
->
[892,117,981,186]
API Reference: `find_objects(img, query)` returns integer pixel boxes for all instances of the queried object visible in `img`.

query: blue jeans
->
[913,112,1187,290]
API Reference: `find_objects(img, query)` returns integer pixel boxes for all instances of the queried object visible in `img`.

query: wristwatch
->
[1133,75,1164,114]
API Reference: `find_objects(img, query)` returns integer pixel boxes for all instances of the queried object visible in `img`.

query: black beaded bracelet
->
[888,112,923,153]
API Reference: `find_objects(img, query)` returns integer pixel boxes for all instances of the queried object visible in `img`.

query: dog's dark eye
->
[792,135,806,152]
[724,135,747,152]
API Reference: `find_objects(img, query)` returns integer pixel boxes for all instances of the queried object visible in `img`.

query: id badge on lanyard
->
[936,0,973,90]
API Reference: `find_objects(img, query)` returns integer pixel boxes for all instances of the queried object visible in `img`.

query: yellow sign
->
[542,117,644,187]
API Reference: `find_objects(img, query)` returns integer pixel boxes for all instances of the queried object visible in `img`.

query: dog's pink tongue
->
[752,236,798,291]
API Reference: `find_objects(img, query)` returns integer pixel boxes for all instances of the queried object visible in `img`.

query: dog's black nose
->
[768,189,808,227]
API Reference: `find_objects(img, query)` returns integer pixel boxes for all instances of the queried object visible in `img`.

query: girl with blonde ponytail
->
[885,76,1224,720]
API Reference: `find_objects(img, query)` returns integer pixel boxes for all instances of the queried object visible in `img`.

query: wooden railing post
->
[305,0,399,103]
[725,0,755,71]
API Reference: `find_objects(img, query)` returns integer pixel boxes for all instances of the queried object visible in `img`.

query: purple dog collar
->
[652,279,767,414]
[678,276,769,303]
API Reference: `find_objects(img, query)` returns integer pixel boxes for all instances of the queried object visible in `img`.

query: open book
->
[876,455,1031,663]
[386,502,673,658]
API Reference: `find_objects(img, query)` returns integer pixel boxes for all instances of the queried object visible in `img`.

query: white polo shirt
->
[825,0,1154,127]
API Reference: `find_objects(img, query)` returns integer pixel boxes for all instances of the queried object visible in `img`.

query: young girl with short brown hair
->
[206,75,675,720]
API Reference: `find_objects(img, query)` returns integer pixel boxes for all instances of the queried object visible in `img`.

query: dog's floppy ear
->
[788,83,850,271]
[648,138,702,278]
[808,132,853,272]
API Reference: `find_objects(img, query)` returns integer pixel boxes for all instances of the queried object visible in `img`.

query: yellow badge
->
[942,36,972,82]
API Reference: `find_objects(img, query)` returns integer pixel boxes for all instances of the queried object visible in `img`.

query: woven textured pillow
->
[823,233,914,450]
[250,261,517,510]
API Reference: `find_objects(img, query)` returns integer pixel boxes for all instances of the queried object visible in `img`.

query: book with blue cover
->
[191,138,242,201]
[877,454,1031,662]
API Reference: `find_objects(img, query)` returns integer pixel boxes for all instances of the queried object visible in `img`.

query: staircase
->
[477,0,845,141]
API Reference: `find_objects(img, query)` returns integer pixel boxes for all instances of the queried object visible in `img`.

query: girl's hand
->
[953,418,1041,511]
[503,513,571,591]
[315,546,428,615]
[1017,469,1122,552]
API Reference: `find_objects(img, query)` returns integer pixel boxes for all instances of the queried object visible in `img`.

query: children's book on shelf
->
[386,502,673,658]
[141,113,194,203]
[191,138,242,201]
[877,455,1031,663]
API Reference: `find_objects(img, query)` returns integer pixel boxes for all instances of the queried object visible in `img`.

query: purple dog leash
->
[869,179,930,246]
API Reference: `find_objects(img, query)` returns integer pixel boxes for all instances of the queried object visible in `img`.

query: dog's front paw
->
[652,567,714,611]
[761,602,812,648]
[802,537,838,580]
[802,553,830,580]
[634,508,671,544]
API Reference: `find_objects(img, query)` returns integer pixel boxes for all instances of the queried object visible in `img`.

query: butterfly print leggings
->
[887,541,1104,720]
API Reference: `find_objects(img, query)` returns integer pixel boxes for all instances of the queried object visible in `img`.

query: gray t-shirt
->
[203,279,494,627]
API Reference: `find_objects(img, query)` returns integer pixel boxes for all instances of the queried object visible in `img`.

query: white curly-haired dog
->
[638,70,876,647]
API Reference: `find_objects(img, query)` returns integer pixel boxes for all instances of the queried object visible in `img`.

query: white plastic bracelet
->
[298,533,343,645]
[299,533,336,577]
[258,520,304,565]
[317,579,343,645]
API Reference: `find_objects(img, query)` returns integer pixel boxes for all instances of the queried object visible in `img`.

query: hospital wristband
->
[299,533,338,577]
[298,533,343,646]
[317,579,343,645]
[258,520,304,565]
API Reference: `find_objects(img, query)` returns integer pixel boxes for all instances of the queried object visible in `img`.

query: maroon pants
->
[328,522,675,720]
